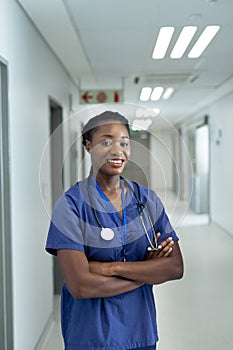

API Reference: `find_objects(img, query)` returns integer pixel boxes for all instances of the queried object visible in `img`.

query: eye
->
[101,140,113,147]
[120,141,129,147]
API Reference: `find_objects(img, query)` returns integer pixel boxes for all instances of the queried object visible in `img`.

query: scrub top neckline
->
[90,176,126,219]
[91,175,127,260]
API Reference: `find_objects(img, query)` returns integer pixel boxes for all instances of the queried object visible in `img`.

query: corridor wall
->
[180,86,233,235]
[0,0,79,349]
[208,90,233,234]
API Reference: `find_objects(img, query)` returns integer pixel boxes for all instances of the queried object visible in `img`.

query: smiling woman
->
[83,117,130,185]
[45,110,183,350]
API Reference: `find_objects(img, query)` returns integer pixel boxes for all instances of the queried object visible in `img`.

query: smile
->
[107,158,125,165]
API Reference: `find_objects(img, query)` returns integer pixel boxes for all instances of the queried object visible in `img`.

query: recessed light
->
[140,87,152,101]
[162,87,175,100]
[151,87,164,101]
[151,108,160,116]
[135,108,144,118]
[152,27,175,59]
[132,119,152,131]
[188,25,220,58]
[170,26,197,59]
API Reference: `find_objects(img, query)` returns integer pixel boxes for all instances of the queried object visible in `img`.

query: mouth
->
[106,158,126,167]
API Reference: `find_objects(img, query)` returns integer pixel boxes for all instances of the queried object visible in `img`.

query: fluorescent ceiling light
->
[135,108,145,117]
[144,109,153,117]
[188,25,220,58]
[132,119,152,131]
[151,87,164,101]
[162,87,175,100]
[170,26,197,59]
[136,108,160,118]
[140,87,152,101]
[151,108,160,116]
[152,27,175,59]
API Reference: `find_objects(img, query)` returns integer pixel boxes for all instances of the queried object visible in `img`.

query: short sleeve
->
[149,191,179,245]
[157,209,179,243]
[45,194,85,255]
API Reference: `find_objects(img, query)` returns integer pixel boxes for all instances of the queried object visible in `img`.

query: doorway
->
[0,62,13,349]
[49,98,64,294]
[190,118,210,214]
[123,131,150,187]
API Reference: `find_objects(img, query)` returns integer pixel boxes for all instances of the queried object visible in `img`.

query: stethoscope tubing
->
[127,180,159,251]
[87,175,159,251]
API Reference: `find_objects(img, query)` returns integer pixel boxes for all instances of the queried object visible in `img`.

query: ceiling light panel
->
[152,108,160,116]
[132,119,152,131]
[135,108,160,118]
[188,25,220,58]
[139,87,152,101]
[151,87,164,101]
[170,26,197,59]
[162,87,175,100]
[152,27,175,59]
[152,25,220,61]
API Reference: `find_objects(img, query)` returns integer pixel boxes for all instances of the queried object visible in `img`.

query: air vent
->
[141,73,192,86]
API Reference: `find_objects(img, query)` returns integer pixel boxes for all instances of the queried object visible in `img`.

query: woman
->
[46,111,183,350]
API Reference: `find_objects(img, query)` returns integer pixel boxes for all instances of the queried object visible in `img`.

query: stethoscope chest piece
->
[100,228,115,241]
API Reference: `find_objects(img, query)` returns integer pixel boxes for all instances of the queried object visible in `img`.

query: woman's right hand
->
[147,233,174,260]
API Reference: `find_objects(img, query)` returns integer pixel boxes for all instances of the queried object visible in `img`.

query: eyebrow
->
[99,134,129,139]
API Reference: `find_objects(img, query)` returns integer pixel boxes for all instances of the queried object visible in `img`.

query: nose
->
[110,140,123,156]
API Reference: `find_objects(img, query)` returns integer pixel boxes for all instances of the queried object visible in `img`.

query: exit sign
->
[80,90,123,104]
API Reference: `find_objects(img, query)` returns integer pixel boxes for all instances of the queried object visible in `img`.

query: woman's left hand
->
[147,232,174,260]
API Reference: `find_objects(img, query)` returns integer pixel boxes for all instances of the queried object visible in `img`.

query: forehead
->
[93,121,129,137]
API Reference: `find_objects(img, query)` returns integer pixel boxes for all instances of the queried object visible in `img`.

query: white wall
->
[208,91,233,233]
[0,1,79,349]
[180,89,233,234]
[149,130,174,192]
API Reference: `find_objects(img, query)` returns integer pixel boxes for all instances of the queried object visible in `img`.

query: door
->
[192,123,210,214]
[49,99,64,294]
[0,62,13,349]
[123,131,150,187]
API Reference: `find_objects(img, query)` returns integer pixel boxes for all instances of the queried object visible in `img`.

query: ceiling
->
[18,0,233,125]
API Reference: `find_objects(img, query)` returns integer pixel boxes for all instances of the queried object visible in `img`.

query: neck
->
[93,172,120,193]
[92,173,125,213]
[93,172,121,193]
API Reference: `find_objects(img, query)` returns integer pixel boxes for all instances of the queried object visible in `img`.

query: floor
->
[156,223,233,350]
[38,194,233,350]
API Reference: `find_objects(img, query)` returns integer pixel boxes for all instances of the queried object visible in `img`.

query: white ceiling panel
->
[65,0,159,29]
[17,0,233,123]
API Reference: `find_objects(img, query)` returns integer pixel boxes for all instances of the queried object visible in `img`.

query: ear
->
[85,140,91,153]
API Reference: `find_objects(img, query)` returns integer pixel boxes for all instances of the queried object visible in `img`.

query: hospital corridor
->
[1,1,233,350]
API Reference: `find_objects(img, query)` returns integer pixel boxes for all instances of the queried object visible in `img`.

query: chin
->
[105,166,125,177]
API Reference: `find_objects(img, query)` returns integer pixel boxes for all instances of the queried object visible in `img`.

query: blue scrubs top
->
[46,177,179,350]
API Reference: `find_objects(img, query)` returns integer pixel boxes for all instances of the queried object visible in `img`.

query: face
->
[85,121,131,177]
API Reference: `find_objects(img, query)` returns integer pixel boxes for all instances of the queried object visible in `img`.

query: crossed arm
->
[57,234,183,300]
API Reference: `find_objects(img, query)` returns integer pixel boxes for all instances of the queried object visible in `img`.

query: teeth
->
[108,159,123,164]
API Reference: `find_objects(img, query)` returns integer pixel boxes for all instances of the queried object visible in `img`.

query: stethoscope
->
[87,176,159,253]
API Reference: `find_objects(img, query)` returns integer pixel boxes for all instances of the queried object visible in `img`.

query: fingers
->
[156,237,174,258]
[146,233,175,260]
[159,245,173,257]
[156,232,161,240]
[147,251,154,260]
[161,236,174,248]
